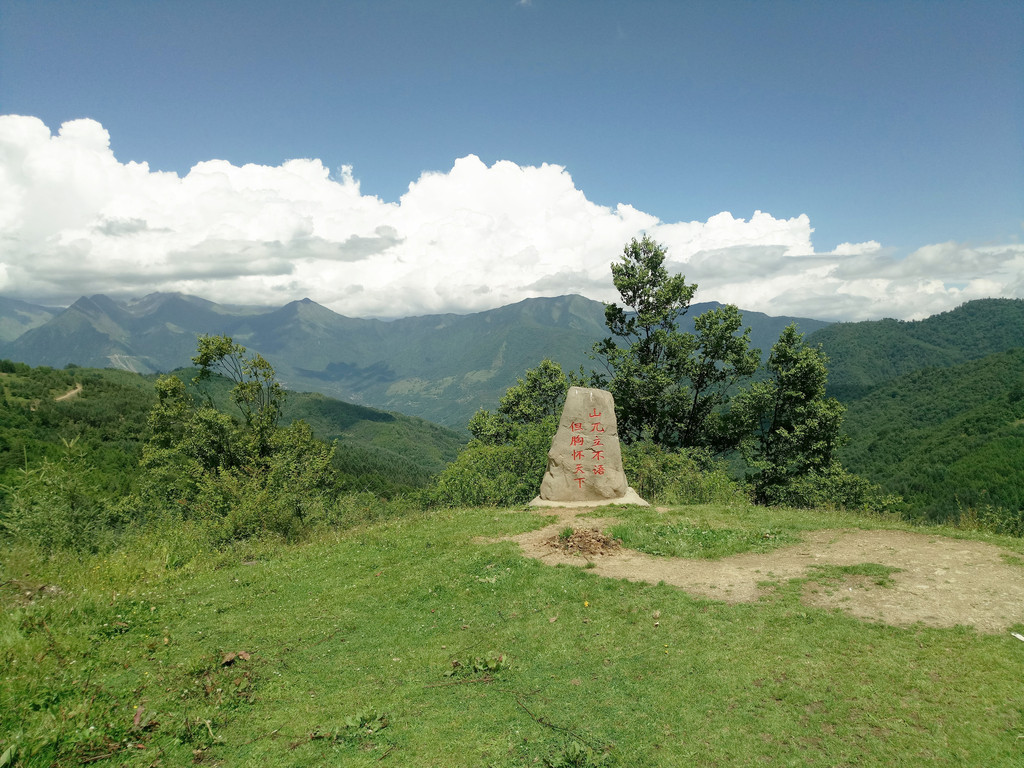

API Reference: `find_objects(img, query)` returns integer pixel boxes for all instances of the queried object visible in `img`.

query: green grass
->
[3,504,1024,766]
[602,503,887,560]
[806,563,903,588]
[608,518,798,559]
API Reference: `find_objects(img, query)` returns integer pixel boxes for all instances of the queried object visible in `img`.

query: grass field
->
[3,503,1024,766]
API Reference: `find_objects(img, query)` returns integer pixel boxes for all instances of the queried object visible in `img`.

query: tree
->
[468,358,569,445]
[429,359,570,507]
[592,236,758,451]
[730,324,847,504]
[678,305,760,451]
[192,335,284,457]
[134,338,338,540]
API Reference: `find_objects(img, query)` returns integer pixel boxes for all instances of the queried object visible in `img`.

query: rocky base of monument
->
[528,487,649,508]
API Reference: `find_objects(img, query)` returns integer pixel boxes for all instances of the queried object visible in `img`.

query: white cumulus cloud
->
[1,114,1021,321]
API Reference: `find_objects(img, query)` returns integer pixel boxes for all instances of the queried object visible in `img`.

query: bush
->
[751,463,903,515]
[0,447,123,552]
[621,439,741,505]
[425,419,555,508]
[957,503,1024,538]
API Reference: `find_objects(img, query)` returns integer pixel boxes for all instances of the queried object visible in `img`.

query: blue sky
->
[1,1,1022,320]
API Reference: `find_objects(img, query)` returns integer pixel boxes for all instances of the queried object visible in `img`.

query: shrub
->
[751,463,903,515]
[957,503,1024,538]
[621,439,741,505]
[425,419,555,508]
[0,446,122,552]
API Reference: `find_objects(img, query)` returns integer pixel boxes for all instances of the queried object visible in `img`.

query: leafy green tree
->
[731,325,847,504]
[679,305,761,450]
[192,334,284,456]
[592,236,758,450]
[468,358,569,445]
[135,339,338,540]
[428,359,570,507]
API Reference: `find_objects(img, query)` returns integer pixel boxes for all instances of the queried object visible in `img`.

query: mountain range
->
[0,292,831,429]
[3,291,1022,521]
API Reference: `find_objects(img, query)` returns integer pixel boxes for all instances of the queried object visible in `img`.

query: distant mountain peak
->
[125,292,215,315]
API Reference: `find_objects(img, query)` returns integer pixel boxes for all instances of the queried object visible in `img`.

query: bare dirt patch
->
[55,383,83,401]
[503,507,1024,634]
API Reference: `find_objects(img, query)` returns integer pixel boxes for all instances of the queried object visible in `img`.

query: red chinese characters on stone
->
[536,387,636,504]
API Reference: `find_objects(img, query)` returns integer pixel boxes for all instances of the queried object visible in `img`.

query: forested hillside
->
[840,348,1024,523]
[809,298,1024,400]
[0,364,155,503]
[0,361,463,510]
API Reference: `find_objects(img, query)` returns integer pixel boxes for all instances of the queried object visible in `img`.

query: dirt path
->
[501,508,1024,634]
[54,383,83,401]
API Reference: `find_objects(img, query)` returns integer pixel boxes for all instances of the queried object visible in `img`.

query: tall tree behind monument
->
[592,236,759,452]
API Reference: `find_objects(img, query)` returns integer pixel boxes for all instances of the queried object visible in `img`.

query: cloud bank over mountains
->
[1,115,1020,321]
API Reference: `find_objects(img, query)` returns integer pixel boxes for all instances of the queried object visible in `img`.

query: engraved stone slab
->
[530,386,648,507]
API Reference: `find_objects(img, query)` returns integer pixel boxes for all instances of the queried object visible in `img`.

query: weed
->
[445,651,511,678]
[807,562,903,588]
[545,740,608,767]
[311,710,389,745]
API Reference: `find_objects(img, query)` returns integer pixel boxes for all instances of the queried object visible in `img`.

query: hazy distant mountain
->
[0,296,57,343]
[0,291,831,429]
[0,293,275,373]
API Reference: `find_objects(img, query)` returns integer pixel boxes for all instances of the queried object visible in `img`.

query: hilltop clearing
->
[503,507,1024,633]
[3,503,1023,766]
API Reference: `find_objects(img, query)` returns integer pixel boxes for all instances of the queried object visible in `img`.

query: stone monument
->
[530,386,648,508]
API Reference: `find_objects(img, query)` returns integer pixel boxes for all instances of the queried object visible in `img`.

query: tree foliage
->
[589,240,889,511]
[192,335,284,456]
[592,236,758,451]
[730,325,848,504]
[468,359,569,445]
[428,359,569,508]
[136,342,338,542]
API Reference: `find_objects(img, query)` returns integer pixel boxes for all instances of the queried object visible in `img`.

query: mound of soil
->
[544,527,622,557]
